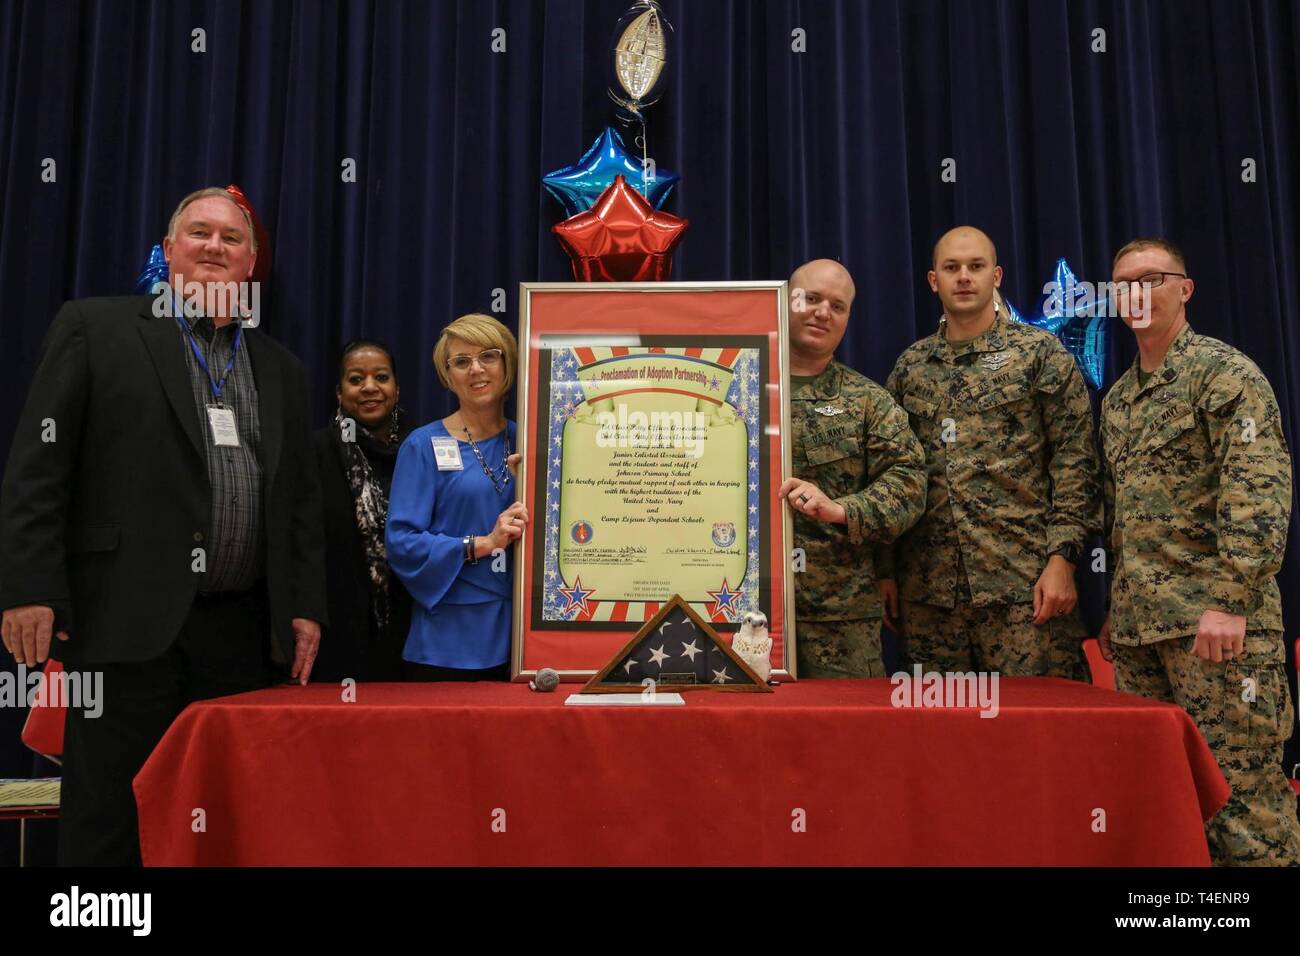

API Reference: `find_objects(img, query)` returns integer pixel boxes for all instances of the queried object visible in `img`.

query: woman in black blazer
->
[311,339,413,682]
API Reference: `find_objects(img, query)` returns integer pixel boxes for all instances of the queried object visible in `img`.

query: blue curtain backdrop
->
[3,0,1300,848]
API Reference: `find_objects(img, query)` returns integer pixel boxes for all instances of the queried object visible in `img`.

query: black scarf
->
[334,407,405,635]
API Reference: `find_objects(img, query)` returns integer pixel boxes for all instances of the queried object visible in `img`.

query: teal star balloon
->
[542,126,679,217]
[1006,258,1110,390]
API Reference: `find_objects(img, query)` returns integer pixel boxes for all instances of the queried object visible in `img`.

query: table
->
[134,678,1228,866]
[0,777,61,867]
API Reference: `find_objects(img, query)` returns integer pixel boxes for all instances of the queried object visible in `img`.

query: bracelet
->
[464,535,480,565]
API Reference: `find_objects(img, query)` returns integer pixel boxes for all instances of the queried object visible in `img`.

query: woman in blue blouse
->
[386,313,528,680]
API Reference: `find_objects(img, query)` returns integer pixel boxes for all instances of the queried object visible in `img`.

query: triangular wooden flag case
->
[581,595,773,693]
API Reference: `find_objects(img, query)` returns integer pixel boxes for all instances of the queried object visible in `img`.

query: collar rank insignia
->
[814,405,845,417]
[981,351,1012,371]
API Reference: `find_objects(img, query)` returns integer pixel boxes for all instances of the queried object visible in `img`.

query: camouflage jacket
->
[1100,324,1289,645]
[790,361,926,621]
[877,310,1102,608]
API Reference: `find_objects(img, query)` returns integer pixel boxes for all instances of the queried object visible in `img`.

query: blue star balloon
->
[1006,257,1110,390]
[133,243,169,293]
[542,126,679,217]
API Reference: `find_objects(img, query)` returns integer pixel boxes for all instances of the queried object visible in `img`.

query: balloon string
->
[637,121,648,197]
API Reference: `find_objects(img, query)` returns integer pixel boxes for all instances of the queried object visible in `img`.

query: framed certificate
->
[512,281,796,681]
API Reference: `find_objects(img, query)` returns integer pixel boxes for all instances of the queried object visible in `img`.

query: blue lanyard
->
[174,297,243,402]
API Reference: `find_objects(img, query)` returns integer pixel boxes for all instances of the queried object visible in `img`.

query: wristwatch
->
[1049,544,1082,565]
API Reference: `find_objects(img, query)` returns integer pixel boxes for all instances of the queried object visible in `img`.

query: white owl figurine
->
[731,611,772,682]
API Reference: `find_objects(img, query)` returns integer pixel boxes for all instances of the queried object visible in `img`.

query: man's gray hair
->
[166,187,258,254]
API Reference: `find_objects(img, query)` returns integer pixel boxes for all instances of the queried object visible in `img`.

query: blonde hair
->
[167,187,258,253]
[1111,237,1186,272]
[433,313,519,391]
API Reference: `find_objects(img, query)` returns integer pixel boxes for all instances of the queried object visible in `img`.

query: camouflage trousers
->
[797,618,886,679]
[1113,631,1300,867]
[901,600,1089,680]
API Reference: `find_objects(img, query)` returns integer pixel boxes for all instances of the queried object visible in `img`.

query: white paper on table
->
[564,692,685,706]
[0,778,61,808]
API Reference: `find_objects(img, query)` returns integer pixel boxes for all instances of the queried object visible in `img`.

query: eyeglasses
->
[1113,272,1187,296]
[446,348,505,372]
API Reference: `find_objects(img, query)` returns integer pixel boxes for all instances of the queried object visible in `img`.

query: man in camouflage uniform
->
[1100,237,1300,866]
[778,259,926,678]
[877,227,1101,678]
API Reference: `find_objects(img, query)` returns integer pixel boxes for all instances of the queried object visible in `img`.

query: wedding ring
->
[798,493,810,504]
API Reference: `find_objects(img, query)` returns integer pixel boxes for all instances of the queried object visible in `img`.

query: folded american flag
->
[583,595,771,693]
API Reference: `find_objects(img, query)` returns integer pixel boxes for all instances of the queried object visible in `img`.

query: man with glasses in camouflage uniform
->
[1100,237,1300,865]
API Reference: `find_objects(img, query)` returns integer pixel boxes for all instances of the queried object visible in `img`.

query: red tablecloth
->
[134,678,1228,866]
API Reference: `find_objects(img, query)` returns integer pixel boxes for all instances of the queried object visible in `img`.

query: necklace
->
[463,425,512,494]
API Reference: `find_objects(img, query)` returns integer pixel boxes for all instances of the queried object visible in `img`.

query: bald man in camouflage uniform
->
[877,227,1102,678]
[778,259,926,678]
[1100,237,1300,866]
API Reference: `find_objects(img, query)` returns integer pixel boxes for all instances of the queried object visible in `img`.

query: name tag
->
[207,404,240,447]
[432,437,463,471]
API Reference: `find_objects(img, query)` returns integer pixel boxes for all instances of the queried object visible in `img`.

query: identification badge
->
[432,437,464,471]
[207,404,240,447]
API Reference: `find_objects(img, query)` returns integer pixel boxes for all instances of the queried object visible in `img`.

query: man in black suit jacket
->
[0,187,326,866]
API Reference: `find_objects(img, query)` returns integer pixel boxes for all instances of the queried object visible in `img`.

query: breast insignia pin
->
[981,351,1012,371]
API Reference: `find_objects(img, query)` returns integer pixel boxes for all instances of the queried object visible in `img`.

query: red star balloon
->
[552,174,688,281]
[225,184,273,283]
